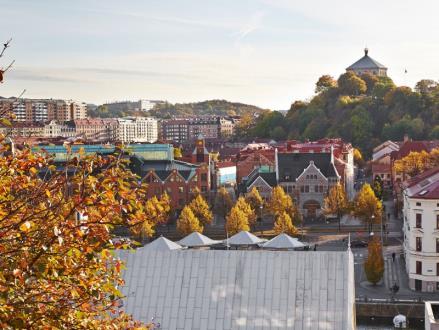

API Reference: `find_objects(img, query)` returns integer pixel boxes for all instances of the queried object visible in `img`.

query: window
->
[416,214,422,228]
[416,202,421,206]
[437,239,439,253]
[416,261,422,275]
[201,186,207,193]
[319,186,324,193]
[305,186,309,193]
[416,237,422,251]
[437,263,439,276]
[178,198,184,206]
[306,175,309,179]
[415,279,422,291]
[178,186,184,194]
[437,215,439,229]
[201,173,207,182]
[315,185,318,193]
[300,186,304,193]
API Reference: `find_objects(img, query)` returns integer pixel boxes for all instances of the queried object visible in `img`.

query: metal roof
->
[118,249,355,329]
[346,49,387,70]
[262,233,306,250]
[178,232,222,247]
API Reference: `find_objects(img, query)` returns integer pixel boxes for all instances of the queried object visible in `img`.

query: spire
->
[364,47,369,56]
[330,145,334,164]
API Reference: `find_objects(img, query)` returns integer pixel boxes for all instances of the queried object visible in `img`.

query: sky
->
[0,0,438,109]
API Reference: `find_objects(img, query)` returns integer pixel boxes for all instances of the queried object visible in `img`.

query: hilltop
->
[88,99,267,119]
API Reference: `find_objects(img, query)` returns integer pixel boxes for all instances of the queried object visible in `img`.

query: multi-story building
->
[74,118,118,141]
[0,98,87,123]
[140,99,164,112]
[0,122,45,137]
[44,120,76,138]
[403,167,439,292]
[117,117,158,143]
[160,116,237,142]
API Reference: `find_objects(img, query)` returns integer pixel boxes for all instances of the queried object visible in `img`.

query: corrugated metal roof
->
[118,249,355,329]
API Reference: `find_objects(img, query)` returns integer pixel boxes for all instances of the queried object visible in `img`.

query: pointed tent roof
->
[178,232,222,247]
[227,231,266,245]
[346,48,387,70]
[262,233,306,249]
[145,236,183,251]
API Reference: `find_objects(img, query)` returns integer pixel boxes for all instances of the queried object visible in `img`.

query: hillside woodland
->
[247,73,439,156]
[89,99,266,119]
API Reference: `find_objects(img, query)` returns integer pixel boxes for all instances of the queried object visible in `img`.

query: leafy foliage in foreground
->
[0,141,154,329]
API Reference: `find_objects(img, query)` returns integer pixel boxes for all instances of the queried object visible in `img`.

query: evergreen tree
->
[273,211,298,236]
[226,206,250,235]
[189,194,213,226]
[177,206,203,236]
[364,237,384,285]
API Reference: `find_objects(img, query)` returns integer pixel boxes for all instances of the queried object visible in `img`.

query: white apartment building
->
[44,120,76,138]
[403,167,439,292]
[117,117,158,143]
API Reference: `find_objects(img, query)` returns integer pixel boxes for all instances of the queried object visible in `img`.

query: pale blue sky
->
[1,0,438,109]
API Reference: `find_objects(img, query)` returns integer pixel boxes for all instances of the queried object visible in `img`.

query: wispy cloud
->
[234,11,265,40]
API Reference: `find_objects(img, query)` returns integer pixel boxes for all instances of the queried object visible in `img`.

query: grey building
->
[346,48,387,77]
[118,248,356,329]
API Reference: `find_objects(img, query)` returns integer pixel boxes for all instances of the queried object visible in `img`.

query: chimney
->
[364,47,369,56]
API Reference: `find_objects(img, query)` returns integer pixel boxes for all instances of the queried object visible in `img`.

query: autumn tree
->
[354,183,382,232]
[176,205,203,236]
[188,193,213,226]
[0,142,151,328]
[173,146,183,158]
[234,196,257,226]
[372,176,383,200]
[338,72,367,96]
[226,206,250,235]
[364,236,384,285]
[214,187,233,219]
[315,75,337,93]
[245,186,264,213]
[394,149,439,177]
[323,183,349,230]
[268,186,300,223]
[273,211,298,236]
[353,148,365,167]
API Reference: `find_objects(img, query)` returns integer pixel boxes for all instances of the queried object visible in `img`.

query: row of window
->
[414,236,439,253]
[415,261,439,277]
[415,213,439,229]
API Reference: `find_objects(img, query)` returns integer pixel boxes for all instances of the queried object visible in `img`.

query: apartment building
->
[74,118,118,141]
[0,98,87,123]
[403,167,439,292]
[117,117,158,143]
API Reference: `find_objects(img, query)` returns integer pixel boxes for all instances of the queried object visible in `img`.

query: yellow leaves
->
[226,206,249,235]
[19,221,33,232]
[188,194,213,226]
[45,189,51,198]
[354,183,382,224]
[273,211,298,236]
[29,167,38,175]
[177,206,203,236]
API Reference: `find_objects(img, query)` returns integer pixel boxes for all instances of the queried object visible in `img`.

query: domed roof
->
[346,48,387,70]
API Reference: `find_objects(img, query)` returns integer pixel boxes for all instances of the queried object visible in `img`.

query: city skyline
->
[1,0,438,109]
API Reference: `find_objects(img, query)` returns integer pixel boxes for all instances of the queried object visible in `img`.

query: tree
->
[188,194,213,226]
[394,150,431,177]
[338,72,367,96]
[354,184,382,232]
[225,206,250,235]
[0,142,151,328]
[372,176,383,200]
[415,79,438,95]
[323,183,349,230]
[353,148,365,167]
[177,206,203,236]
[245,187,263,215]
[360,72,379,94]
[173,146,183,158]
[234,196,256,226]
[214,187,233,219]
[315,75,337,93]
[273,211,298,236]
[364,236,384,285]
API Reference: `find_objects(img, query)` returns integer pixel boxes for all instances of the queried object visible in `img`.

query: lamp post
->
[259,205,264,236]
[370,215,375,235]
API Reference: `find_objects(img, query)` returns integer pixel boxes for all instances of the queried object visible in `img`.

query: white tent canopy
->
[227,231,266,246]
[178,232,222,247]
[145,236,183,251]
[262,233,306,250]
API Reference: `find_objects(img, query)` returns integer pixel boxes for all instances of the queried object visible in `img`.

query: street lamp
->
[370,215,375,235]
[259,205,264,236]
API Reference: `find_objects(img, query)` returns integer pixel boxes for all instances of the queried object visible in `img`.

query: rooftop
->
[346,48,387,70]
[118,249,355,329]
